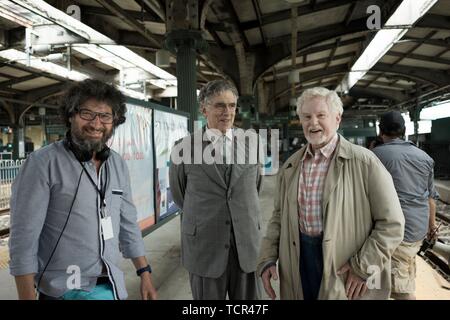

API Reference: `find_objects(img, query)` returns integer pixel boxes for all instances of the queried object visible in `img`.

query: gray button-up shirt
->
[373,139,439,242]
[9,140,145,299]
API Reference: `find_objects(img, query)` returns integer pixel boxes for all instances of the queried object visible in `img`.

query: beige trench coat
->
[257,135,405,299]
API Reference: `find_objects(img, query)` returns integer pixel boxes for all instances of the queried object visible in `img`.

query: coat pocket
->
[181,221,197,236]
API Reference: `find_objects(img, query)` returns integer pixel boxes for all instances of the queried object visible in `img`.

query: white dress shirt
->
[205,127,233,164]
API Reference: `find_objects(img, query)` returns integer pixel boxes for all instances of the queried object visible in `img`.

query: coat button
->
[225,244,230,249]
[225,220,230,225]
[293,241,296,246]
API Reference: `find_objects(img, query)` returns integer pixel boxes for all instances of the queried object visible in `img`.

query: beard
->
[305,132,327,146]
[71,124,113,153]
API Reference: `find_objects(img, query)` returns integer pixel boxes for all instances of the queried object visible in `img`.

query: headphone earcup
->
[95,146,110,162]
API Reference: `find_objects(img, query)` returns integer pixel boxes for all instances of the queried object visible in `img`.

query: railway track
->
[0,209,9,241]
[421,200,450,283]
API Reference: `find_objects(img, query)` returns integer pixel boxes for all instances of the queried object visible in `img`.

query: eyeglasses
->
[208,102,237,111]
[78,109,114,124]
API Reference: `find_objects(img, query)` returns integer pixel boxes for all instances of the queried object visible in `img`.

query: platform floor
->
[0,175,449,300]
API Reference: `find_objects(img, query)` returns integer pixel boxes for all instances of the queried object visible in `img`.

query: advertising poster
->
[154,110,188,221]
[109,104,155,230]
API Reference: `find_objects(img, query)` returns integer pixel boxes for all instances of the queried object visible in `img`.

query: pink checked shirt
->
[298,134,339,236]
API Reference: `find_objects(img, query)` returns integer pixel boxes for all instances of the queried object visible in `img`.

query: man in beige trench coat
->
[257,87,405,300]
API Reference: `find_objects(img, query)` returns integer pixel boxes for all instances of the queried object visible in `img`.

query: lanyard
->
[80,161,108,211]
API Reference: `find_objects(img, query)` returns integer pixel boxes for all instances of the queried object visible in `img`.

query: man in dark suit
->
[169,80,263,300]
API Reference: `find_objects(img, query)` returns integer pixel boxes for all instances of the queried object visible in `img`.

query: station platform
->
[0,175,449,300]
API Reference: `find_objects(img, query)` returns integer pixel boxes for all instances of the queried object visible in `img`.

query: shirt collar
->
[383,138,414,146]
[205,126,233,144]
[302,133,339,160]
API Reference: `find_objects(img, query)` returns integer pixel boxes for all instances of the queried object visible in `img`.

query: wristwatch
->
[136,264,152,276]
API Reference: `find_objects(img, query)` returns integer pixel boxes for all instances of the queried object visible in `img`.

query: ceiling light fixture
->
[337,0,438,92]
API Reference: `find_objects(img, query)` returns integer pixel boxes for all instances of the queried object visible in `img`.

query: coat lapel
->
[322,136,351,216]
[228,135,247,190]
[322,157,343,215]
[199,138,228,189]
[285,149,303,255]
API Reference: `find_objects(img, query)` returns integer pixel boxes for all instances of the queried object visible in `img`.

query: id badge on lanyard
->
[101,205,114,240]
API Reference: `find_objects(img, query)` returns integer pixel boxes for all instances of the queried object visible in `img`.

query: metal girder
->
[269,64,348,104]
[0,58,67,84]
[364,30,438,88]
[349,87,408,102]
[116,29,164,50]
[344,2,358,26]
[270,51,355,78]
[401,37,450,48]
[266,17,368,47]
[80,4,162,22]
[374,63,450,86]
[94,0,161,48]
[16,83,68,120]
[0,100,16,124]
[358,79,414,91]
[254,17,368,80]
[343,109,391,118]
[20,82,68,103]
[386,51,450,66]
[251,0,268,48]
[240,0,360,31]
[417,14,450,31]
[210,0,249,50]
[0,74,40,89]
[268,61,449,105]
[204,21,226,48]
[297,36,366,58]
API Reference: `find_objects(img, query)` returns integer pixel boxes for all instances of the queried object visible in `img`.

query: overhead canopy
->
[0,0,449,125]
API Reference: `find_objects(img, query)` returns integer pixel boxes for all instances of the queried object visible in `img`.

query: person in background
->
[372,110,439,300]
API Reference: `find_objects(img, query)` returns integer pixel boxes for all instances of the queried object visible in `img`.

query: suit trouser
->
[189,233,261,300]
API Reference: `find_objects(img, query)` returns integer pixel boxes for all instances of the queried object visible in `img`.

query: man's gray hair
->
[296,87,343,116]
[198,80,239,107]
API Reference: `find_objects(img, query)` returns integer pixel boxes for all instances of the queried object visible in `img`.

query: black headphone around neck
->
[63,131,110,162]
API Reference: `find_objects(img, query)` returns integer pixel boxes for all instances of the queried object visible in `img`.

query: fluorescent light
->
[385,0,437,27]
[0,0,47,26]
[148,79,168,89]
[0,5,32,27]
[0,49,89,81]
[5,0,178,97]
[337,0,438,92]
[118,86,151,100]
[101,45,176,83]
[72,44,135,70]
[154,86,178,98]
[10,0,114,44]
[10,0,176,81]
